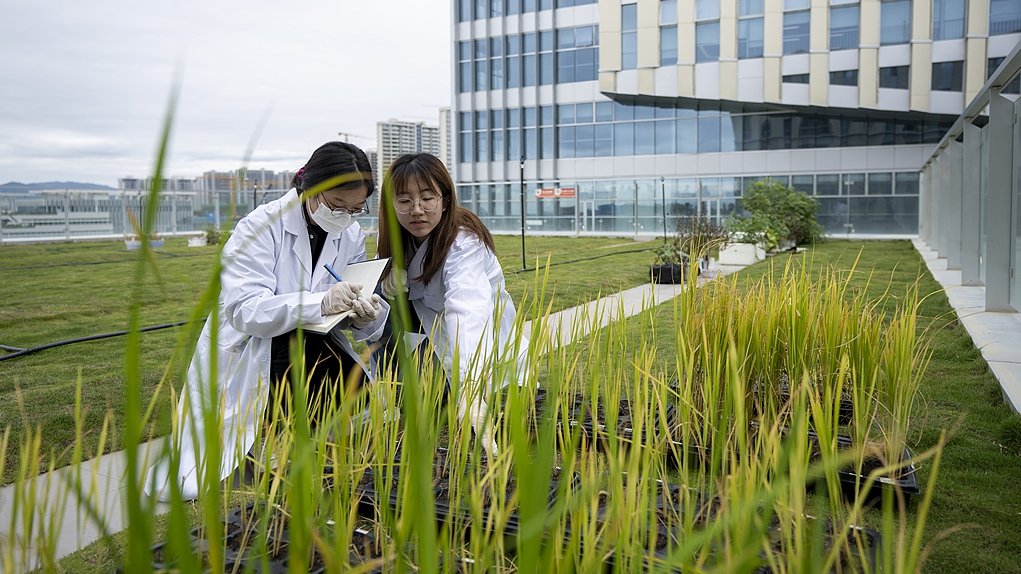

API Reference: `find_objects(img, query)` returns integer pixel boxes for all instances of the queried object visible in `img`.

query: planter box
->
[651,263,685,284]
[345,447,578,541]
[187,236,207,247]
[718,242,766,265]
[124,239,142,251]
[530,389,919,504]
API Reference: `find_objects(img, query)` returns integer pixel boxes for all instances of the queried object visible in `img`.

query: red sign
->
[536,187,576,199]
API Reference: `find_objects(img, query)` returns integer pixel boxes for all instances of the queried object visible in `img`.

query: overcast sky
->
[0,0,452,186]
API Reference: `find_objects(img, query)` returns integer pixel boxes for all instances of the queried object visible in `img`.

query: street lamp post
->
[843,178,854,236]
[660,176,667,240]
[519,156,526,271]
[253,182,258,211]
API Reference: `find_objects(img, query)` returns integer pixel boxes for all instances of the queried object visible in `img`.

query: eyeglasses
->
[318,195,370,218]
[393,195,441,215]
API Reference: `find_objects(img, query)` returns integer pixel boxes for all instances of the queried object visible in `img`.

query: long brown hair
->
[377,153,495,285]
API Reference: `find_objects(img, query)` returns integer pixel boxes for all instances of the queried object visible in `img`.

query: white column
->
[945,140,964,270]
[961,122,983,285]
[984,91,1015,311]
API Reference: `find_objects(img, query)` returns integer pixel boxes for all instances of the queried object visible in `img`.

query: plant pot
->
[148,239,164,248]
[718,242,764,265]
[187,236,207,247]
[651,263,686,284]
[124,239,142,251]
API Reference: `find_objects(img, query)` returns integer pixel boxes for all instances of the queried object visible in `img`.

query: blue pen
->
[323,263,342,282]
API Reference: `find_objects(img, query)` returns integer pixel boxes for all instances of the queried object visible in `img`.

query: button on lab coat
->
[405,230,529,393]
[146,189,388,501]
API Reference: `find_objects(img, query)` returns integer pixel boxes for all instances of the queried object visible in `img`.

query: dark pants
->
[267,331,364,423]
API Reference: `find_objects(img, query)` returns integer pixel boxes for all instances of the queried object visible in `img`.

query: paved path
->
[912,238,1021,413]
[0,261,744,571]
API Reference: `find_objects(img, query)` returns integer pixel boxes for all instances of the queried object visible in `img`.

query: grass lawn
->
[0,235,658,485]
[626,240,1021,572]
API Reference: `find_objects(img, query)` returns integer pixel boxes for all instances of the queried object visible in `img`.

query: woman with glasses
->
[376,153,529,457]
[146,141,388,501]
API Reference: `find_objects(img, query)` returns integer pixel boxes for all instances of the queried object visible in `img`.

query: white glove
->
[321,282,362,315]
[380,267,407,300]
[458,397,497,458]
[349,294,383,329]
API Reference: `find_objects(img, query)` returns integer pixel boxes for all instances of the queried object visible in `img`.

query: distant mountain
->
[0,181,116,193]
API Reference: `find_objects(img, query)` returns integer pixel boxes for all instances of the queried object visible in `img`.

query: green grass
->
[627,240,1021,572]
[0,235,658,485]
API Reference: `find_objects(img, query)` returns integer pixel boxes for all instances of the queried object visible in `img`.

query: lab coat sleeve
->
[440,234,496,385]
[220,215,327,339]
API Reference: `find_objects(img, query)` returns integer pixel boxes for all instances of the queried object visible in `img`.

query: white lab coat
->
[146,189,388,501]
[405,229,529,395]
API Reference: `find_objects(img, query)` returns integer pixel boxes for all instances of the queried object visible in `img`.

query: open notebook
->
[302,257,390,334]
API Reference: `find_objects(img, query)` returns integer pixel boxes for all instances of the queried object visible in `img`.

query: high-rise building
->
[439,106,455,179]
[376,119,442,180]
[452,0,1021,235]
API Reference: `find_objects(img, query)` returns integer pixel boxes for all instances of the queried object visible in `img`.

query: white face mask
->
[310,203,353,233]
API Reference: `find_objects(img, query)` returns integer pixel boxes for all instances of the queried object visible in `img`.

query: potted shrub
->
[676,216,728,275]
[650,238,689,284]
[123,234,142,251]
[722,179,822,264]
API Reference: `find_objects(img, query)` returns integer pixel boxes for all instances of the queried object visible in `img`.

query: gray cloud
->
[0,0,451,186]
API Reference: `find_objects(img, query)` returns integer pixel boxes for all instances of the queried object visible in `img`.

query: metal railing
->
[920,39,1021,313]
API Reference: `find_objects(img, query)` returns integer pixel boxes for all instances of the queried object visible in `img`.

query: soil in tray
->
[359,448,577,510]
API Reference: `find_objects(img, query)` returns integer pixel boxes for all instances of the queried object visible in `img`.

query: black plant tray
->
[530,389,919,503]
[589,478,881,573]
[346,447,579,541]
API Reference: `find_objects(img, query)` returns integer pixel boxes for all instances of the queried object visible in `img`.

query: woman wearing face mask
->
[376,153,529,456]
[146,141,388,501]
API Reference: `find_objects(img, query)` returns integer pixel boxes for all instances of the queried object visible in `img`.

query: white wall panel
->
[877,44,911,67]
[828,85,859,108]
[877,87,910,109]
[694,63,721,99]
[782,54,810,74]
[931,39,966,62]
[930,90,964,114]
[829,50,859,71]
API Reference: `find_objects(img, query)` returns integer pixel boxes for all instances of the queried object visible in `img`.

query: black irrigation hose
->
[0,321,192,363]
[513,246,654,273]
[0,344,25,352]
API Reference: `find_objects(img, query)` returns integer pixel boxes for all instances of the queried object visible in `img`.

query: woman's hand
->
[321,282,362,315]
[349,294,383,328]
[380,267,407,300]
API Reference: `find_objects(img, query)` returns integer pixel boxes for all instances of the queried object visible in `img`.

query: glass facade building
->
[453,1,1021,237]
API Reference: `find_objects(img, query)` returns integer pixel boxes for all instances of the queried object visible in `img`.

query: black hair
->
[291,141,375,197]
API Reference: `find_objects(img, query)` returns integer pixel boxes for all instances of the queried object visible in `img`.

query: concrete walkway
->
[913,238,1021,413]
[0,261,745,571]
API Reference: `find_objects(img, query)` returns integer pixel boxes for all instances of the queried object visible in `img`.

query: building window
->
[696,0,719,21]
[880,0,911,45]
[507,0,521,15]
[987,57,1021,94]
[783,73,810,83]
[660,0,678,65]
[539,30,554,85]
[784,11,811,55]
[830,69,859,86]
[458,41,472,93]
[474,39,489,91]
[660,25,678,65]
[738,18,764,59]
[622,4,638,69]
[490,37,504,90]
[696,21,720,62]
[557,26,598,82]
[458,0,472,22]
[830,5,860,50]
[879,65,910,89]
[931,60,964,91]
[932,0,966,40]
[506,36,521,88]
[490,0,503,17]
[491,110,504,161]
[476,0,488,20]
[989,0,1021,35]
[458,112,472,163]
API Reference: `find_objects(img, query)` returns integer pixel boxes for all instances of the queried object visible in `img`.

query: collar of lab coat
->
[282,188,343,288]
[407,235,432,300]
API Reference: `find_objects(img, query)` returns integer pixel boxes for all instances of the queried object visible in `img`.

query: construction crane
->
[337,131,372,144]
